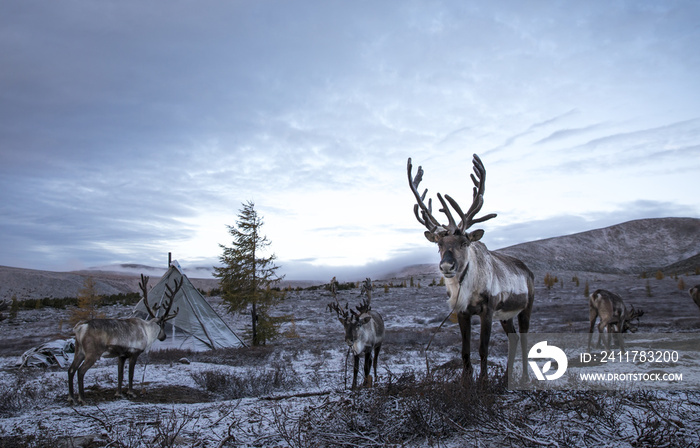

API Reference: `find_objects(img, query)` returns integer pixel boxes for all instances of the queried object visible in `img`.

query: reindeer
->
[587,289,644,349]
[68,274,180,405]
[360,278,373,301]
[690,285,700,311]
[328,296,385,389]
[407,154,534,382]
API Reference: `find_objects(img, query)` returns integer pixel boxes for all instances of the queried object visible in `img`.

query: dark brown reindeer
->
[689,285,700,311]
[68,274,180,405]
[407,154,534,382]
[588,289,644,349]
[328,296,385,389]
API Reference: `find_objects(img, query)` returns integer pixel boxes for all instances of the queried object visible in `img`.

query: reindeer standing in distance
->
[690,285,700,311]
[328,292,385,389]
[360,278,373,301]
[407,154,534,382]
[588,289,644,349]
[68,274,180,405]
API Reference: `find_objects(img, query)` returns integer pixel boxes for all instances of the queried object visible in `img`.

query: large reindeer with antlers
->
[328,293,385,389]
[68,274,180,405]
[407,154,534,381]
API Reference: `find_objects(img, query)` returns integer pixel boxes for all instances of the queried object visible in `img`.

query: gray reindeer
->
[328,290,384,389]
[407,154,534,382]
[68,274,180,405]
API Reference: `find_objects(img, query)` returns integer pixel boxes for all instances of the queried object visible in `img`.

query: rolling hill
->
[392,217,700,278]
[498,217,700,274]
[1,217,699,300]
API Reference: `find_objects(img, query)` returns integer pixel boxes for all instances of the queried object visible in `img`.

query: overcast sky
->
[1,1,698,280]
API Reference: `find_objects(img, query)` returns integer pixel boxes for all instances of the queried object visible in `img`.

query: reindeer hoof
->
[460,371,474,386]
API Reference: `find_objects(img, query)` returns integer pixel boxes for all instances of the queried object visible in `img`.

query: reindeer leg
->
[68,351,85,405]
[126,352,140,398]
[457,311,474,380]
[587,305,599,350]
[599,321,610,350]
[500,319,517,383]
[363,351,372,387]
[517,307,531,383]
[616,317,627,350]
[77,356,98,405]
[352,354,360,390]
[116,356,126,398]
[373,344,381,385]
[478,313,493,381]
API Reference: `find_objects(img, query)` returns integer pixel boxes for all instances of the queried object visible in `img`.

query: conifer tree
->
[214,201,284,345]
[70,276,104,326]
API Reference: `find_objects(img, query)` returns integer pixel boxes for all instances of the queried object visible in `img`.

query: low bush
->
[191,363,300,399]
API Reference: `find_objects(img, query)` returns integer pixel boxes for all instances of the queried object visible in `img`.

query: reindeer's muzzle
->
[439,251,458,278]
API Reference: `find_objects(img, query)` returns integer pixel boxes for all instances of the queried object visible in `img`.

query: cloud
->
[1,1,699,274]
[534,123,607,145]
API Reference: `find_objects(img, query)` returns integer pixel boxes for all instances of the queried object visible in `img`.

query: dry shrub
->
[0,375,53,418]
[70,406,201,448]
[0,433,60,448]
[276,367,509,447]
[268,372,700,448]
[145,348,198,364]
[197,345,275,366]
[191,363,299,399]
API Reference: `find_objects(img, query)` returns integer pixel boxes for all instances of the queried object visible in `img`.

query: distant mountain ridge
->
[499,217,700,274]
[0,265,219,301]
[391,217,700,278]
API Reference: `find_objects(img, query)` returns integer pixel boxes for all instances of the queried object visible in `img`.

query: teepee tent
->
[133,261,245,351]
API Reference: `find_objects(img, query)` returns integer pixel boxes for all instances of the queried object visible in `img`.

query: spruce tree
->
[214,201,284,345]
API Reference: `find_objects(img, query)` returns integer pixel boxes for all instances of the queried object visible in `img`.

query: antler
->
[407,158,441,233]
[160,278,181,322]
[623,305,644,333]
[408,154,497,236]
[627,306,644,322]
[458,154,497,232]
[354,297,371,316]
[139,274,158,319]
[327,297,350,323]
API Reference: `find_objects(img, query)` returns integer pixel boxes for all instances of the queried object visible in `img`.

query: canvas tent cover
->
[18,339,75,368]
[133,262,245,351]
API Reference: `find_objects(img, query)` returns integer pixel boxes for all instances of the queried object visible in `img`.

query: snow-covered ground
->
[1,273,700,447]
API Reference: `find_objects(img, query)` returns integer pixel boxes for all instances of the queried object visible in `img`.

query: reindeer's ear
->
[468,229,484,242]
[361,316,371,324]
[424,231,439,243]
